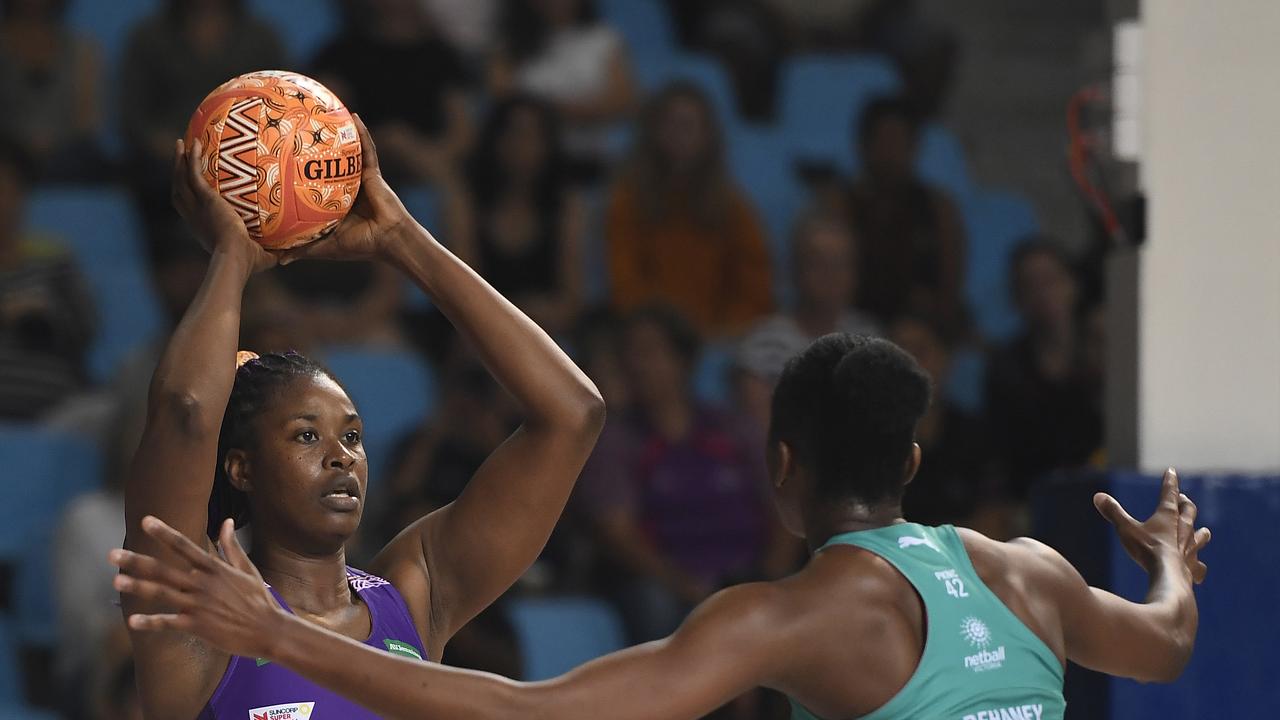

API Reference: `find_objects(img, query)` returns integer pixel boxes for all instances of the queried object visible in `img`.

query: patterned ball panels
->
[186,71,362,249]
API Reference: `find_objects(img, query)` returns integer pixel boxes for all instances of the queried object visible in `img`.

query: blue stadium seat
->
[0,427,101,562]
[14,527,58,646]
[598,0,676,56]
[634,52,739,131]
[398,186,444,309]
[693,343,735,409]
[319,348,437,489]
[961,189,1040,342]
[917,124,973,205]
[246,0,339,64]
[24,187,164,382]
[0,704,58,720]
[0,621,19,704]
[779,54,900,172]
[726,125,807,306]
[67,0,158,73]
[25,187,148,264]
[506,596,627,681]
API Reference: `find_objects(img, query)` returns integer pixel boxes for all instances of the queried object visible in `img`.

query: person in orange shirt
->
[607,81,772,338]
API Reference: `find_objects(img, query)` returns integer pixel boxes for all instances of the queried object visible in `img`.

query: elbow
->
[565,381,607,438]
[148,388,219,438]
[1142,634,1195,684]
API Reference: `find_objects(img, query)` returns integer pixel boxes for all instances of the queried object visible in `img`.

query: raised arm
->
[279,117,605,649]
[123,140,276,716]
[114,517,782,720]
[1021,468,1209,682]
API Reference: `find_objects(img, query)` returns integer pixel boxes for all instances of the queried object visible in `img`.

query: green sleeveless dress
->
[789,523,1066,720]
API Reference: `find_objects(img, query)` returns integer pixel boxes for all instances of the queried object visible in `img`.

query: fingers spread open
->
[1193,526,1211,551]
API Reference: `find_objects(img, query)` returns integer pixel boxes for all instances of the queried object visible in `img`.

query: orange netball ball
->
[185,70,362,249]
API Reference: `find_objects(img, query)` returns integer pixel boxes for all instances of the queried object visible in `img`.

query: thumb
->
[1094,492,1141,531]
[218,518,254,575]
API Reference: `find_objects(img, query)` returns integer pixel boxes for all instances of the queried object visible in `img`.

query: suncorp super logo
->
[248,702,315,720]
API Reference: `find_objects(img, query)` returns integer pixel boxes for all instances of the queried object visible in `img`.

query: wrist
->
[210,246,256,283]
[265,610,309,664]
[383,221,436,270]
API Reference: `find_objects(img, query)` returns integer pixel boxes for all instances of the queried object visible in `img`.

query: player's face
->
[246,375,368,551]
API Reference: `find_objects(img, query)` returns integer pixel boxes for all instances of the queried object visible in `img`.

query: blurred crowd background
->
[0,0,1131,718]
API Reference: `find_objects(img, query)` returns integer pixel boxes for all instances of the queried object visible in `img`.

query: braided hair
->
[768,334,931,507]
[209,351,335,539]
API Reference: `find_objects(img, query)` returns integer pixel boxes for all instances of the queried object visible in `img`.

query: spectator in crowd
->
[423,0,499,64]
[53,394,142,716]
[446,96,586,337]
[733,211,878,434]
[986,238,1103,499]
[268,252,406,348]
[313,0,473,185]
[0,140,94,419]
[120,0,284,249]
[571,306,631,415]
[837,96,965,332]
[580,306,795,642]
[607,83,772,338]
[889,314,1006,533]
[665,0,785,121]
[490,0,637,180]
[0,0,105,181]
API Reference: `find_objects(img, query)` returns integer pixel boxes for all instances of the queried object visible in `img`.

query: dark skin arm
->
[1030,468,1207,682]
[121,140,278,718]
[115,517,787,720]
[279,117,605,653]
[109,478,1210,720]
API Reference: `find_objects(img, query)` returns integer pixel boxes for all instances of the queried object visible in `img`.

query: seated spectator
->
[734,211,878,433]
[665,0,785,121]
[580,306,795,642]
[986,238,1103,499]
[607,83,772,338]
[269,255,406,348]
[835,96,965,331]
[571,306,631,415]
[0,140,94,419]
[423,0,499,64]
[490,0,637,180]
[446,96,586,337]
[53,395,143,715]
[0,0,106,181]
[889,314,1005,532]
[313,0,473,184]
[120,0,284,249]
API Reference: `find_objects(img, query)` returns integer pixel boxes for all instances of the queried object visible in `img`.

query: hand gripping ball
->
[185,70,362,249]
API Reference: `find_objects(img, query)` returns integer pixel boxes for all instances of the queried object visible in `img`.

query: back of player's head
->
[769,334,931,506]
[209,350,334,538]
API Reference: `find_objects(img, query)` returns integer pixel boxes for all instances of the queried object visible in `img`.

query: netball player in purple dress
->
[123,116,604,719]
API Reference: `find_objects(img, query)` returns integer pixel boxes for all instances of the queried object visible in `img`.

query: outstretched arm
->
[114,517,783,720]
[123,140,277,716]
[279,117,605,649]
[1020,469,1209,683]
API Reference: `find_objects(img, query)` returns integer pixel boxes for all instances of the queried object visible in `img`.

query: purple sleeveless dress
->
[198,567,427,720]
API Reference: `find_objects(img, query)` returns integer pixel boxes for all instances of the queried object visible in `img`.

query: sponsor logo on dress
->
[248,701,315,720]
[384,638,424,660]
[960,616,1005,672]
[961,704,1044,720]
[898,535,940,552]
